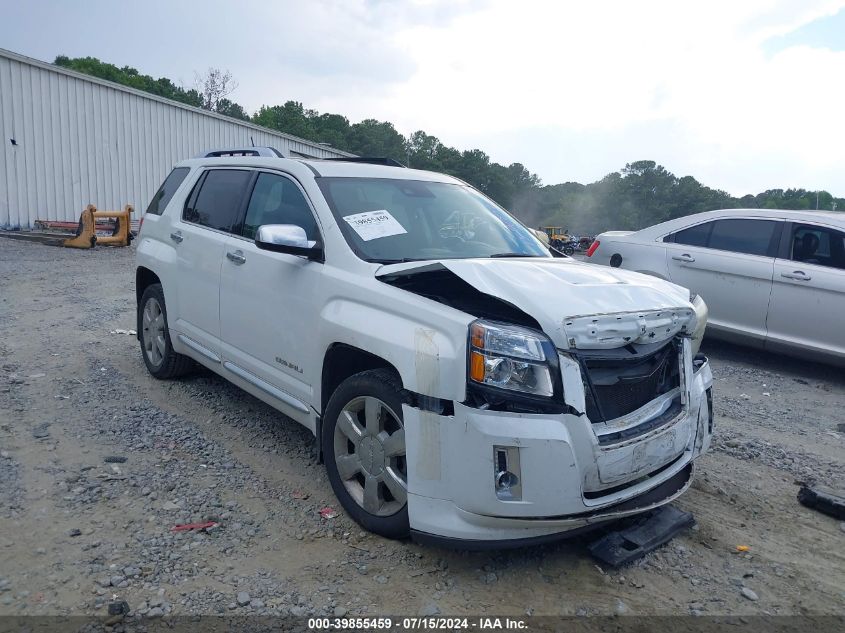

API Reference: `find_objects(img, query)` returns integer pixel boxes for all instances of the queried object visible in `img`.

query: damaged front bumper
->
[403,350,713,547]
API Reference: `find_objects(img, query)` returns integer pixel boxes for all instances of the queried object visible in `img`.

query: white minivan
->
[135,148,713,547]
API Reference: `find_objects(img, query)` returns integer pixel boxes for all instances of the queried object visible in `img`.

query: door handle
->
[672,253,695,263]
[226,250,246,265]
[170,231,183,243]
[781,270,811,281]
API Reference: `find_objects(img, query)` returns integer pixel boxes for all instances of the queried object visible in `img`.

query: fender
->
[136,234,185,349]
[317,296,471,407]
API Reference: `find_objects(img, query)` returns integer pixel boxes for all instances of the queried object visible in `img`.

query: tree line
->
[55,56,844,235]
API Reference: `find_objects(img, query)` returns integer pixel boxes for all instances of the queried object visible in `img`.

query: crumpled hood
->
[376,257,697,349]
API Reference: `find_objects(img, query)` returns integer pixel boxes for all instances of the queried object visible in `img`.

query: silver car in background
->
[587,209,845,365]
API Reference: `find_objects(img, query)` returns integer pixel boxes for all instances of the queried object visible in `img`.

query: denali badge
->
[275,356,303,374]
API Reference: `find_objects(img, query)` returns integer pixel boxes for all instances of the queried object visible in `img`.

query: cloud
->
[376,0,845,194]
[1,0,844,195]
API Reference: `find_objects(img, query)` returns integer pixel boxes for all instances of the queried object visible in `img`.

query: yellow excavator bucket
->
[62,204,133,249]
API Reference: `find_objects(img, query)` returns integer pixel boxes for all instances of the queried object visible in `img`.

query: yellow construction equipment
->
[542,226,570,243]
[63,204,134,249]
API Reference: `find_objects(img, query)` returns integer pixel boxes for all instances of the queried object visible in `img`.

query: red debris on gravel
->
[171,521,218,532]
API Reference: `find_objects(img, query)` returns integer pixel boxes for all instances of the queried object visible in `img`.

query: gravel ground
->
[0,238,843,619]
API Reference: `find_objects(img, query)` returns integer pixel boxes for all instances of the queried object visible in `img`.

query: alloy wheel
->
[333,396,407,517]
[142,297,166,368]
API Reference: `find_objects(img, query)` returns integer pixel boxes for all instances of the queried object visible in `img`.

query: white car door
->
[219,170,324,419]
[766,222,845,360]
[664,218,780,342]
[172,168,252,356]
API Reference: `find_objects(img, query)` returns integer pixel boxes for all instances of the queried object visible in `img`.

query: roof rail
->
[322,156,406,168]
[199,147,287,158]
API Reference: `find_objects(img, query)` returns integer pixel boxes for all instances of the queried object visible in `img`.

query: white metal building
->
[0,48,353,229]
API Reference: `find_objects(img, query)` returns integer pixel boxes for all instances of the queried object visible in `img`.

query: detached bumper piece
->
[798,485,845,520]
[588,504,695,567]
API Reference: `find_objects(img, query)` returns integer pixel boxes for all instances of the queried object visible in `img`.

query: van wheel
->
[139,283,193,379]
[322,369,409,539]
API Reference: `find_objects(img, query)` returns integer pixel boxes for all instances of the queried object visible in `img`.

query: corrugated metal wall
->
[0,48,352,229]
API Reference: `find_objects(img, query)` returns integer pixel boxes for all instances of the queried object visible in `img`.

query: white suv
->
[135,148,714,547]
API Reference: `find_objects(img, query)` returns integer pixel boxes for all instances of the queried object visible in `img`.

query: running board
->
[177,335,221,363]
[222,361,310,414]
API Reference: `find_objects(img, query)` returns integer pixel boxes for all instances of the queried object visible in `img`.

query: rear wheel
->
[323,369,409,538]
[139,283,193,379]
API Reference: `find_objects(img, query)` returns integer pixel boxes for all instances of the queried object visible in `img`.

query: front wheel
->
[322,369,409,539]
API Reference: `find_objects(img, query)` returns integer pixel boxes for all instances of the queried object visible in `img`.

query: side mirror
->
[255,224,323,261]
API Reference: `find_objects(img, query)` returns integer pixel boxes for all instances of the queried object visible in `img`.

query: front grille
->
[580,340,680,423]
[596,396,682,446]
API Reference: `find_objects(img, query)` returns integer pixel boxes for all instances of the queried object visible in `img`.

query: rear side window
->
[670,221,713,247]
[145,167,189,216]
[183,169,252,232]
[241,172,319,240]
[708,219,778,256]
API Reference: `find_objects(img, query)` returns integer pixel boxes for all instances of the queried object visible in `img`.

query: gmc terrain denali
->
[135,147,713,546]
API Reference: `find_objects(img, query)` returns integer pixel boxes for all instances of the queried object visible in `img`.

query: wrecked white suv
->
[135,147,713,547]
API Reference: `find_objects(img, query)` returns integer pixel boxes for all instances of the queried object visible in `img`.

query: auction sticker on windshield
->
[343,210,407,241]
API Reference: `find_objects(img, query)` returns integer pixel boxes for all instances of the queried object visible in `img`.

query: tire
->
[563,245,575,256]
[322,369,410,539]
[138,283,193,379]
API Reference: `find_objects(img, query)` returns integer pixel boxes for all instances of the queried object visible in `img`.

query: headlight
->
[468,320,555,397]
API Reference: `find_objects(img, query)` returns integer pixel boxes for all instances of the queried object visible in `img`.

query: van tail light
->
[138,216,144,234]
[586,240,600,257]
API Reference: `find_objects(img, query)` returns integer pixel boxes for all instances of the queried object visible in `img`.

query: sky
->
[1,0,844,197]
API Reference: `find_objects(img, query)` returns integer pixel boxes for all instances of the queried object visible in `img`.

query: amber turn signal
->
[470,351,485,382]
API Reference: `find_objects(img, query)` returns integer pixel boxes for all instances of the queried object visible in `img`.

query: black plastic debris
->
[107,601,130,616]
[798,485,845,520]
[588,505,695,567]
[103,455,128,463]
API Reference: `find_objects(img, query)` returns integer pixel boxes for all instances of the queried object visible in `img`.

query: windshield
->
[316,177,550,263]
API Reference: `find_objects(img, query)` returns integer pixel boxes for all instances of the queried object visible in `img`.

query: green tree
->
[345,119,407,160]
[215,98,249,121]
[55,56,204,108]
[311,113,352,150]
[253,101,317,140]
[406,131,444,170]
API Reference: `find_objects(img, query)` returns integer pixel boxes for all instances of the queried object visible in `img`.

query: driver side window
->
[242,173,319,241]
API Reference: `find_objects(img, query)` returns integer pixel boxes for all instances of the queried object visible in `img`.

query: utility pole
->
[816,191,819,210]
